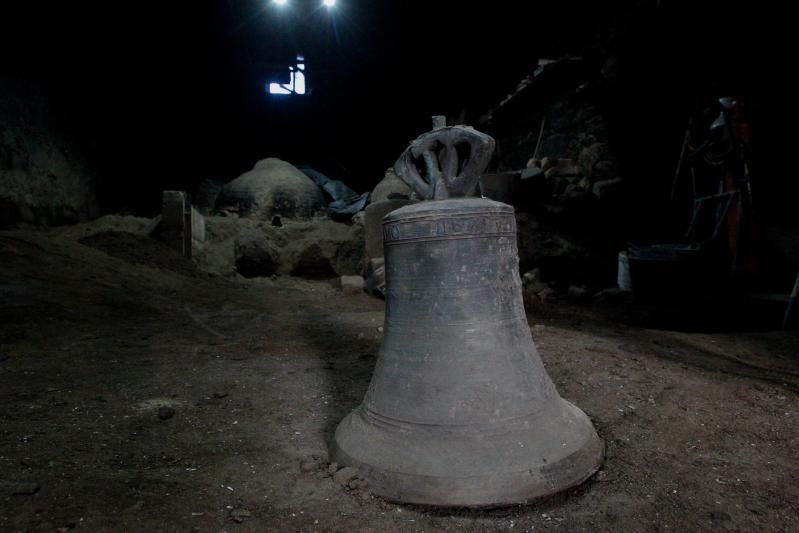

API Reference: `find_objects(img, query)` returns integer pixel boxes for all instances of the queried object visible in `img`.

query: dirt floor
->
[1,224,799,532]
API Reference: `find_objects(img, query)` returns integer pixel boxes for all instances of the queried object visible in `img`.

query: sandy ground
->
[1,225,798,532]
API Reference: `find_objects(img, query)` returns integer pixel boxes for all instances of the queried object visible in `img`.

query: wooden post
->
[162,191,190,258]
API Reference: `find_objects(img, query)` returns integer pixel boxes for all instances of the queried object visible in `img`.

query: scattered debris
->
[351,211,366,226]
[594,287,633,303]
[4,481,40,496]
[521,166,545,180]
[333,467,360,487]
[299,455,326,473]
[126,500,145,512]
[592,178,624,201]
[158,406,176,421]
[370,168,416,203]
[578,143,611,177]
[522,268,558,304]
[348,477,368,490]
[568,285,588,300]
[538,288,558,303]
[230,509,252,523]
[365,265,386,299]
[300,460,319,473]
[535,157,581,177]
[340,275,365,292]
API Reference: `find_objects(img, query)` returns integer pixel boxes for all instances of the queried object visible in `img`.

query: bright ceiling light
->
[323,0,336,7]
[274,0,288,5]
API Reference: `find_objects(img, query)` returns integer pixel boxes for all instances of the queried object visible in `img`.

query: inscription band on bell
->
[383,213,517,245]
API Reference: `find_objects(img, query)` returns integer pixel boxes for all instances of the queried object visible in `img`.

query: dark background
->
[0,1,780,219]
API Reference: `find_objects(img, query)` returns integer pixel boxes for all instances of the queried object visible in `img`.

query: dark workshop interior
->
[1,0,797,530]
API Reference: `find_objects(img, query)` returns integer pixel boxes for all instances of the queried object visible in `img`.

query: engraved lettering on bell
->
[384,214,516,245]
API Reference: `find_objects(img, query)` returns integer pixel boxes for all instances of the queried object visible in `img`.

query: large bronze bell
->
[332,120,603,507]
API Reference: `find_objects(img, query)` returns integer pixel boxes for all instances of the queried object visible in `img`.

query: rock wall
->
[471,59,630,289]
[0,79,98,227]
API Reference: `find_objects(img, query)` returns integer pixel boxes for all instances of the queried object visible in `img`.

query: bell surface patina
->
[332,197,604,506]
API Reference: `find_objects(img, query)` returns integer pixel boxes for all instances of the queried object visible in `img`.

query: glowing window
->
[268,55,307,96]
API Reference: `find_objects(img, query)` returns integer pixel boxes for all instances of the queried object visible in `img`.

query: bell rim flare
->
[332,397,604,507]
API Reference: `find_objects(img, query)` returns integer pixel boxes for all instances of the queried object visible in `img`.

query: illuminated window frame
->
[268,55,307,96]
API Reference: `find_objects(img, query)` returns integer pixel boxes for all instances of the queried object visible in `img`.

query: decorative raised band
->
[383,214,516,245]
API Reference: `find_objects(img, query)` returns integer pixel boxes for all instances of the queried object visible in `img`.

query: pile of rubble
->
[476,56,627,209]
[155,158,422,291]
[214,158,326,220]
[525,148,623,205]
[195,215,364,279]
[194,158,372,281]
[467,57,634,297]
[479,147,623,210]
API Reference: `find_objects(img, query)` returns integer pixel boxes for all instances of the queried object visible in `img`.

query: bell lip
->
[384,197,513,224]
[331,400,605,507]
[332,437,605,509]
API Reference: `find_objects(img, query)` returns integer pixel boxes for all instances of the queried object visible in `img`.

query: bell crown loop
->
[394,124,496,201]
